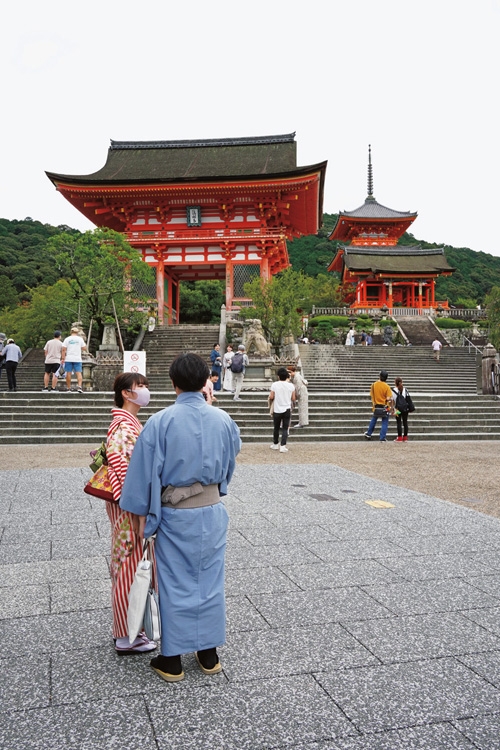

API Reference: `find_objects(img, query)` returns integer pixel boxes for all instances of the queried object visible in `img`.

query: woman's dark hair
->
[210,369,219,378]
[277,367,289,381]
[113,372,149,408]
[395,377,403,389]
[169,352,209,392]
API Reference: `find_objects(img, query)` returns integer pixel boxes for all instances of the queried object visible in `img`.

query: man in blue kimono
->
[120,352,241,682]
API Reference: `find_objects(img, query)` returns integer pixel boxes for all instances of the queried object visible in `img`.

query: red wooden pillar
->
[156,257,165,325]
[387,281,393,310]
[167,274,173,325]
[225,259,234,309]
[261,255,270,282]
[431,279,436,306]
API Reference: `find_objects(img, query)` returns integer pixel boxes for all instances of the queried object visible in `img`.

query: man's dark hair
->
[54,331,61,338]
[170,352,209,391]
[380,370,389,381]
[277,367,289,381]
[113,372,149,408]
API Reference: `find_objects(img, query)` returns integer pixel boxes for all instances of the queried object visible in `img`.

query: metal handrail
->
[463,336,483,355]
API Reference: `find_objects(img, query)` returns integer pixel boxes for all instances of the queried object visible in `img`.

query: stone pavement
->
[2,462,500,749]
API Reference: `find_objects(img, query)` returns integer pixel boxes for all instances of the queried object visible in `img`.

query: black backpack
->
[394,388,415,413]
[231,352,244,373]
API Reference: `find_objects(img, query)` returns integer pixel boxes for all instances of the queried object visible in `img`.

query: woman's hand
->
[131,513,146,538]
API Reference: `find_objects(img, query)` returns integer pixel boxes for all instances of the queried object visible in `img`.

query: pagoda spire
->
[366,144,375,201]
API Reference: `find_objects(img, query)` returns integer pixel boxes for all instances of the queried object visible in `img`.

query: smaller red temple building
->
[327,147,454,310]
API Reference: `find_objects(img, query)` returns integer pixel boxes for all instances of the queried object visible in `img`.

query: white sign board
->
[123,351,146,376]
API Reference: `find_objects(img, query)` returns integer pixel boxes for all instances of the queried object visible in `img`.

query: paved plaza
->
[2,456,500,749]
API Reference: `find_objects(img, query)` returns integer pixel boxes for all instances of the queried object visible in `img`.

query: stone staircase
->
[142,324,220,390]
[299,345,479,394]
[2,326,499,444]
[9,325,220,393]
[1,390,500,444]
[397,317,447,346]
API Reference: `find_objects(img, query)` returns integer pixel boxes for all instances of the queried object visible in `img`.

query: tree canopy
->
[0,225,154,349]
[242,268,310,352]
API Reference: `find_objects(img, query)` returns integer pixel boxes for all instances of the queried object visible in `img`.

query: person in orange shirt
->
[364,370,393,442]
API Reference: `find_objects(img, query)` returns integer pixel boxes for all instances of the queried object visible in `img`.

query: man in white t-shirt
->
[432,338,443,362]
[42,331,63,392]
[269,367,296,453]
[61,327,87,392]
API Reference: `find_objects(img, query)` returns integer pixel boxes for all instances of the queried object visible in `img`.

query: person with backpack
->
[230,344,249,401]
[0,333,6,388]
[392,377,415,443]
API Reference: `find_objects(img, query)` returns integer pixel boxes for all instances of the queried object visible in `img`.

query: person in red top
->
[106,372,157,654]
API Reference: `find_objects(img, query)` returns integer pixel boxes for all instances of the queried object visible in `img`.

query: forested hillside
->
[0,218,79,306]
[1,215,500,310]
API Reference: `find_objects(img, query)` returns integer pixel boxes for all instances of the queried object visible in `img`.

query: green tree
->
[307,272,343,309]
[44,228,155,340]
[0,275,18,310]
[180,280,225,323]
[0,280,77,349]
[242,268,309,353]
[485,286,500,350]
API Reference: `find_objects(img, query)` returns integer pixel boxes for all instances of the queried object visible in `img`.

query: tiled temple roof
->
[46,133,327,184]
[341,245,454,274]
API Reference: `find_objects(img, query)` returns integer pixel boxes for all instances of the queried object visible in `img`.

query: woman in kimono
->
[106,372,157,654]
[120,353,241,682]
[222,344,234,392]
[288,365,309,428]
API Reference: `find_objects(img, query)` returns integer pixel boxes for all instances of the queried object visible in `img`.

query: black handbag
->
[373,405,388,418]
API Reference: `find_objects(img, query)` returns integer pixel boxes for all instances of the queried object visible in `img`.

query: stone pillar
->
[98,324,120,356]
[418,281,423,310]
[82,360,97,392]
[220,304,227,349]
[482,344,498,394]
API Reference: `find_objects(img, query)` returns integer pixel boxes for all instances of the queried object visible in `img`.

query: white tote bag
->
[127,539,152,644]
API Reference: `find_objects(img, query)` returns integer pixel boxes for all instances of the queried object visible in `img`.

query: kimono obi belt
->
[161,483,220,509]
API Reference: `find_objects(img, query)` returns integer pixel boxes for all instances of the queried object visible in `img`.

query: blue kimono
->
[120,391,241,656]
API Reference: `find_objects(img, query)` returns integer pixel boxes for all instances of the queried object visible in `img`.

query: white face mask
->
[128,387,150,408]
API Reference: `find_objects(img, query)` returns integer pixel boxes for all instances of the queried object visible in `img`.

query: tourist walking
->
[42,331,63,392]
[345,327,356,346]
[61,327,87,392]
[269,367,296,453]
[231,344,249,401]
[392,377,415,442]
[0,333,6,388]
[222,344,234,392]
[106,372,157,655]
[120,353,241,682]
[2,338,22,392]
[364,369,393,442]
[288,365,309,428]
[210,343,222,391]
[432,338,443,362]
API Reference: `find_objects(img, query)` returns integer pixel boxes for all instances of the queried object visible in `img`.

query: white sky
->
[1,0,499,256]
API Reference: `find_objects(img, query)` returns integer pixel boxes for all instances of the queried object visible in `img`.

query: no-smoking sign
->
[123,351,146,376]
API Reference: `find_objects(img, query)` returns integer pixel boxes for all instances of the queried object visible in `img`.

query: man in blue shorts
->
[61,327,87,392]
